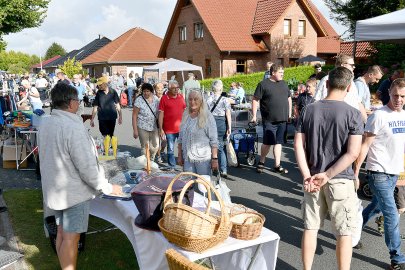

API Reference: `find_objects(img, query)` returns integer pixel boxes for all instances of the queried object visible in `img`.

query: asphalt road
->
[1,106,404,270]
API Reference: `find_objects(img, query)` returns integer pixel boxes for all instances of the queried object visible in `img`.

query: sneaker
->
[220,172,228,179]
[0,207,7,213]
[390,262,405,270]
[375,216,384,235]
[156,156,163,163]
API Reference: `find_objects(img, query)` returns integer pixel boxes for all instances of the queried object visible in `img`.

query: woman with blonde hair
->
[178,89,218,176]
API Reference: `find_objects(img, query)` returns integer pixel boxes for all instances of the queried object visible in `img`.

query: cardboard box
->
[3,160,27,169]
[1,144,27,161]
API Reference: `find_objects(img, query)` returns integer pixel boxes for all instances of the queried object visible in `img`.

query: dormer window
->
[194,23,204,40]
[179,26,187,42]
[283,19,291,37]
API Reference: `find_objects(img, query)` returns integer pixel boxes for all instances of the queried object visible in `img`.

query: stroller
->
[230,122,258,166]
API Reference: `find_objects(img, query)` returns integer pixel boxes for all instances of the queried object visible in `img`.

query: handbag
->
[130,172,194,231]
[226,140,238,167]
[142,96,159,128]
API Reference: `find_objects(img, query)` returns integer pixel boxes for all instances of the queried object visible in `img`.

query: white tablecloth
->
[90,195,280,270]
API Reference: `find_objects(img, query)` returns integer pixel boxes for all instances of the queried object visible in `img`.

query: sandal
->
[273,165,288,174]
[256,162,264,173]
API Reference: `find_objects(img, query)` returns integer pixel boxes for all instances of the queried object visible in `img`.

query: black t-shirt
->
[297,92,314,116]
[296,100,364,179]
[93,89,120,120]
[254,79,290,122]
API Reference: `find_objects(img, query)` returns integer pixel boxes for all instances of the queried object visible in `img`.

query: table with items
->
[90,162,280,270]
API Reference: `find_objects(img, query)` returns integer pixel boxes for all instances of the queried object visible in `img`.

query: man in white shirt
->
[354,65,383,113]
[313,54,367,122]
[35,73,48,100]
[354,78,405,270]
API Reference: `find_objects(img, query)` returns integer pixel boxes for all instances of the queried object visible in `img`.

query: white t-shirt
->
[314,75,361,110]
[35,77,48,88]
[365,106,405,174]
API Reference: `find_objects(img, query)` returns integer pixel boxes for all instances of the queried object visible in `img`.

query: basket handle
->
[163,172,229,236]
[163,172,213,215]
[178,178,213,215]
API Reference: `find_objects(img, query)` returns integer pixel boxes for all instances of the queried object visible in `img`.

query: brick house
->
[158,0,340,78]
[81,27,163,78]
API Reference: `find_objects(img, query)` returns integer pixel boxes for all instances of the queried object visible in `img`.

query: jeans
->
[166,133,179,169]
[214,116,227,174]
[362,171,405,264]
[127,86,135,106]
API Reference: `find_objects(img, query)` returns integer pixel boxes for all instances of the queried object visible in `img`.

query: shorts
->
[54,200,90,233]
[395,186,405,210]
[302,178,358,236]
[99,119,116,137]
[262,121,286,145]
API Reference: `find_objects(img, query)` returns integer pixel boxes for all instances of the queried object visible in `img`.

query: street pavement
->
[1,106,404,269]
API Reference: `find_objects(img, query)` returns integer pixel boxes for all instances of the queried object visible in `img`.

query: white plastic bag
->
[215,178,232,205]
[226,141,238,167]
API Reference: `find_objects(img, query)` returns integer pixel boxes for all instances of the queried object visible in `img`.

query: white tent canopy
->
[355,8,405,43]
[143,58,204,82]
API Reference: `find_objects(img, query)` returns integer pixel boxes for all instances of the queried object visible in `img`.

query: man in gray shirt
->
[295,67,364,270]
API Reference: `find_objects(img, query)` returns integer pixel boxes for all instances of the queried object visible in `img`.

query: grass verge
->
[3,189,139,270]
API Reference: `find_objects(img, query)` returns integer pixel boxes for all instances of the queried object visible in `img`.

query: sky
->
[4,0,347,57]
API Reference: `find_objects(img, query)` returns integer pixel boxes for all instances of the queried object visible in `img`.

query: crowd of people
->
[3,54,405,269]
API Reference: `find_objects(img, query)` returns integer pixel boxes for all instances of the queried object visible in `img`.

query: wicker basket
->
[159,172,232,253]
[230,205,265,240]
[165,249,210,270]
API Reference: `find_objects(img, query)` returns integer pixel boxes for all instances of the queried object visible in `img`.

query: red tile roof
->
[193,0,268,52]
[159,0,339,56]
[307,2,341,53]
[341,41,376,58]
[31,55,61,68]
[82,27,163,65]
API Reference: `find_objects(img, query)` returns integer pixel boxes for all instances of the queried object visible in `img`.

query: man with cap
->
[182,72,200,106]
[90,77,122,153]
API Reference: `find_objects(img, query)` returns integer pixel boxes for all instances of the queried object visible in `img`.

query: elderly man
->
[158,80,186,170]
[182,72,200,106]
[314,54,367,122]
[71,74,86,116]
[38,83,121,270]
[295,67,364,270]
[354,79,405,270]
[251,64,292,174]
[354,65,383,112]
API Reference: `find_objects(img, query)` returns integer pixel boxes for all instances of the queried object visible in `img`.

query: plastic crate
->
[45,216,86,253]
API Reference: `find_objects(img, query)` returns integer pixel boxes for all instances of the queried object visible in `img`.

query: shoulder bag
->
[142,96,159,128]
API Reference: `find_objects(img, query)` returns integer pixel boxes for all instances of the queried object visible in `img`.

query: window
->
[283,19,291,36]
[236,60,247,74]
[194,23,204,39]
[298,20,306,37]
[205,59,211,76]
[179,26,187,42]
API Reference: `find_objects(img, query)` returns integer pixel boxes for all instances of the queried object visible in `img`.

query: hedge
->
[200,65,315,94]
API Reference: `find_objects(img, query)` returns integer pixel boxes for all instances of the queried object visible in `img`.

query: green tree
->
[44,42,66,60]
[0,50,39,73]
[0,0,50,50]
[324,0,405,38]
[59,57,83,79]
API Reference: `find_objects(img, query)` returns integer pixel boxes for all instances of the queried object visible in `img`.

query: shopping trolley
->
[230,122,258,166]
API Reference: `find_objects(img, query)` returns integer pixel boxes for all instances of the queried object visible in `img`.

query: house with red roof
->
[159,0,341,78]
[81,27,163,78]
[340,41,376,64]
[31,55,61,74]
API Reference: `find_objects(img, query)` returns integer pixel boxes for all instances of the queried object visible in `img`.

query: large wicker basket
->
[165,249,210,270]
[230,205,265,240]
[159,172,232,253]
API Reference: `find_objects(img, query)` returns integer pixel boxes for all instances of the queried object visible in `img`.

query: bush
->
[200,66,314,94]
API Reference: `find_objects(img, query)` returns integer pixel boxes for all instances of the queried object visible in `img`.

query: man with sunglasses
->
[314,54,367,122]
